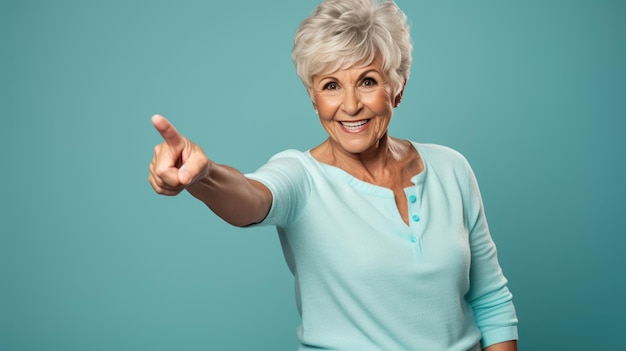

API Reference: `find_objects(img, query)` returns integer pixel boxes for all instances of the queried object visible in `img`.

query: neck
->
[327,134,399,179]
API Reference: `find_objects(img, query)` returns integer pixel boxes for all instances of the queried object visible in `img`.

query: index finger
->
[152,114,184,149]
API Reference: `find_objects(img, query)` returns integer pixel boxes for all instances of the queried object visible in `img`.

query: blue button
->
[412,214,420,222]
[409,195,417,203]
[410,235,417,243]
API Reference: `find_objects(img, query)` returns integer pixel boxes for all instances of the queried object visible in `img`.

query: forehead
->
[314,56,384,79]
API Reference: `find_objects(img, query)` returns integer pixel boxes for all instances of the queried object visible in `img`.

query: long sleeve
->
[464,161,519,347]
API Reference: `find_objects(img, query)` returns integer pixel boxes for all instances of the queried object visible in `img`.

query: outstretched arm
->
[148,114,272,226]
[484,340,517,351]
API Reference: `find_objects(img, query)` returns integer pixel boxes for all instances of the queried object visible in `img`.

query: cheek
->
[364,90,394,115]
[314,97,340,120]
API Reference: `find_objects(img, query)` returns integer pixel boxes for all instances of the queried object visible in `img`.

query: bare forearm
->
[186,163,271,227]
[149,115,271,226]
[484,340,517,351]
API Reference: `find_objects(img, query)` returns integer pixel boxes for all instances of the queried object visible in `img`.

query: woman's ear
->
[394,93,403,107]
[394,80,407,107]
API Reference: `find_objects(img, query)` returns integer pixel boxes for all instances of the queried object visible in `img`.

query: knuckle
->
[154,165,168,177]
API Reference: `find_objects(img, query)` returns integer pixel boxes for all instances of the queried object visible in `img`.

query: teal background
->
[2,0,624,350]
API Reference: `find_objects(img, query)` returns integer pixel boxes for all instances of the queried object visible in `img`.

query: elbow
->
[218,203,270,228]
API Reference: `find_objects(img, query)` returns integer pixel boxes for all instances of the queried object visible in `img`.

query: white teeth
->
[340,120,368,128]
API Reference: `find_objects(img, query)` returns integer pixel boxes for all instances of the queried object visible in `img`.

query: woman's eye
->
[362,77,378,87]
[323,82,338,90]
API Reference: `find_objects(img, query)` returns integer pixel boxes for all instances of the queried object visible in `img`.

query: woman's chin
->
[334,138,381,155]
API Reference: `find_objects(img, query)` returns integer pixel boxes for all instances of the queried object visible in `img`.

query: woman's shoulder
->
[409,141,474,179]
[267,148,308,160]
[266,148,321,167]
[411,142,469,163]
[255,148,319,174]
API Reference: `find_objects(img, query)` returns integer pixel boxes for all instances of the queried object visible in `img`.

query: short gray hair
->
[292,0,412,97]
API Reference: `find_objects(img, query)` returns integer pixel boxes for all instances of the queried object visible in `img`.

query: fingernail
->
[179,166,189,184]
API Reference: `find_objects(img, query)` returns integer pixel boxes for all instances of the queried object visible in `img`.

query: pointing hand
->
[149,115,210,196]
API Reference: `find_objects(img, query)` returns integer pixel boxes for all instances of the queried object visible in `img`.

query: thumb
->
[177,146,209,185]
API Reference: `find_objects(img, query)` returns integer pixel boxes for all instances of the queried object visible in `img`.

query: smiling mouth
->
[339,119,370,132]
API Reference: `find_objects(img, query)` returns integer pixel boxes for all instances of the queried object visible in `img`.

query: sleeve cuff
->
[481,326,518,348]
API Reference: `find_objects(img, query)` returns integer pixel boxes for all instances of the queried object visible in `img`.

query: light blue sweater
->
[246,142,518,350]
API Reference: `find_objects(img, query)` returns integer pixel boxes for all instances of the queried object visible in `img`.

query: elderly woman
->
[148,0,518,350]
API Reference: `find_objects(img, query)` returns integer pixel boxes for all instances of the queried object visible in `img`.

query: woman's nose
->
[341,89,362,116]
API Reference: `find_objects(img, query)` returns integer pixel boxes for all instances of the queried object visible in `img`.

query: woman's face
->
[311,57,401,156]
